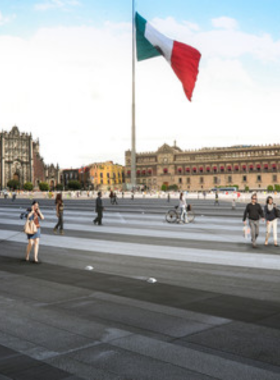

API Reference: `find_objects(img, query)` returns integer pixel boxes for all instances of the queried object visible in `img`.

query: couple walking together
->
[243,193,279,248]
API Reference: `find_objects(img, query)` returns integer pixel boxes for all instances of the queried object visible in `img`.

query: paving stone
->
[45,355,131,380]
[0,314,95,352]
[54,298,215,338]
[184,294,280,322]
[0,355,43,376]
[184,321,280,366]
[67,342,216,380]
[0,375,12,380]
[110,334,280,380]
[0,276,91,303]
[257,312,280,330]
[0,331,37,354]
[12,363,72,380]
[1,199,280,380]
[0,345,18,361]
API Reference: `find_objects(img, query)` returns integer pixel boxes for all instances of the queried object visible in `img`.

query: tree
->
[267,185,274,192]
[56,184,63,191]
[7,179,20,189]
[274,184,280,192]
[168,184,178,191]
[245,186,250,192]
[23,182,33,191]
[232,184,239,190]
[67,180,81,190]
[161,184,167,191]
[39,182,50,191]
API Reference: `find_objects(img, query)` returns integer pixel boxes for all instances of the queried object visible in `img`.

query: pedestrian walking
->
[243,193,264,248]
[264,196,279,247]
[53,193,64,235]
[179,192,187,223]
[112,192,118,205]
[93,191,104,225]
[109,190,114,204]
[25,201,44,263]
[232,198,236,210]
[167,193,170,202]
[12,191,16,201]
[214,192,219,206]
[122,191,124,199]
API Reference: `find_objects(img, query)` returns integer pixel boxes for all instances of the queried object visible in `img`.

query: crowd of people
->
[19,190,279,263]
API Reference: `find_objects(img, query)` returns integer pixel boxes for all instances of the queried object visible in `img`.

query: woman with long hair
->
[25,200,44,263]
[54,193,64,235]
[264,196,278,247]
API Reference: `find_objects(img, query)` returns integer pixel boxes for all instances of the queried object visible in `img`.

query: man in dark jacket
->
[243,193,264,248]
[93,192,104,225]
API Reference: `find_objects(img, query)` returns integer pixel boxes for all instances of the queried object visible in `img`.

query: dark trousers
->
[55,213,63,230]
[94,210,103,225]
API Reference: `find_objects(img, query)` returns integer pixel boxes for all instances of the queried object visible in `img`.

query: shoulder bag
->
[24,217,38,235]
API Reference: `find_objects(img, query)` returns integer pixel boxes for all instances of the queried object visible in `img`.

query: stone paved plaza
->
[0,197,280,379]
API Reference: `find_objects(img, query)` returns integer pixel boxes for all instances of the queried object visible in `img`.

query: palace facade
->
[0,126,60,189]
[125,142,280,191]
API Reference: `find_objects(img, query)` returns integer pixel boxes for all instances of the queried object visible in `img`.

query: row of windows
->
[137,178,157,184]
[183,150,279,161]
[128,164,279,176]
[64,173,78,180]
[99,173,121,179]
[135,148,280,164]
[176,164,278,174]
[177,175,278,184]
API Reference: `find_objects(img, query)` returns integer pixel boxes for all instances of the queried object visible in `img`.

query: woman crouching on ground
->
[264,196,279,247]
[26,200,44,263]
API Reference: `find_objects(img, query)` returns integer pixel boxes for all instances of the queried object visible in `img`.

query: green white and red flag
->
[135,12,201,101]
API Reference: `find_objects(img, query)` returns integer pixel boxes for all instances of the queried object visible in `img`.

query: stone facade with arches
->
[0,126,60,189]
[125,142,280,191]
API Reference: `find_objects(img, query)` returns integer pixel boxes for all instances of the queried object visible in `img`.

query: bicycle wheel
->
[185,211,195,223]
[166,210,177,223]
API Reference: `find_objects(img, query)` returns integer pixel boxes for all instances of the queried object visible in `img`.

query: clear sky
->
[0,0,279,167]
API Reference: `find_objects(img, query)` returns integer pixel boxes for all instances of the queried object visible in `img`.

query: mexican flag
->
[135,12,201,101]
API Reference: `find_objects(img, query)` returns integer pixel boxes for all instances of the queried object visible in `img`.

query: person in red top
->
[25,201,44,263]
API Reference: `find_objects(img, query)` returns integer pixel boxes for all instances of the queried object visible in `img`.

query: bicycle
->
[165,205,195,224]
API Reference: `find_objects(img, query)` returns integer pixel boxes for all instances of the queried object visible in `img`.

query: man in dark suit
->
[93,191,104,225]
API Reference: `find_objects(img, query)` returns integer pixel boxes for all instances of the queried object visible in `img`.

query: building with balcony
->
[89,161,124,190]
[125,142,280,191]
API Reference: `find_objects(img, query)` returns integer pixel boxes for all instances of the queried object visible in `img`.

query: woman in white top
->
[179,192,187,223]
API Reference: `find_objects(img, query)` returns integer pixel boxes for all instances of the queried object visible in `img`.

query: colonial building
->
[0,126,60,189]
[125,142,280,191]
[45,164,61,190]
[61,169,79,188]
[79,166,90,189]
[89,161,124,190]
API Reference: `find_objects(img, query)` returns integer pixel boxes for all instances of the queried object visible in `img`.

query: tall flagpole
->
[131,0,136,188]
